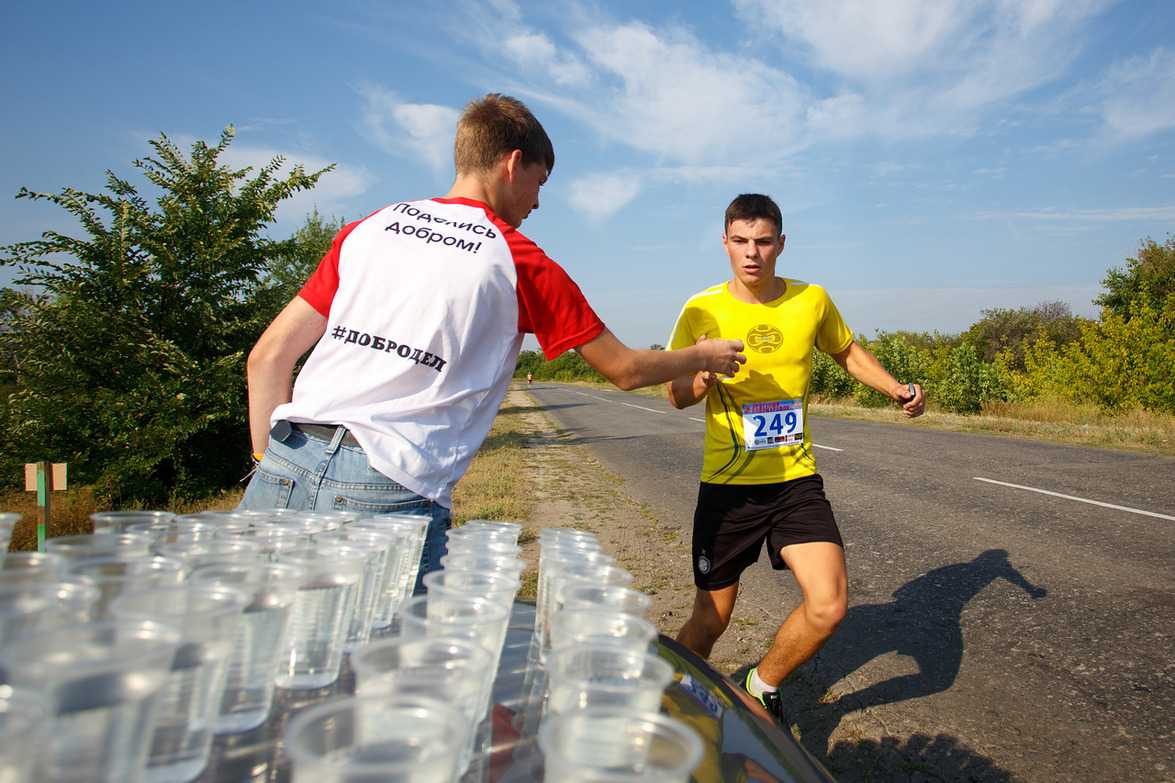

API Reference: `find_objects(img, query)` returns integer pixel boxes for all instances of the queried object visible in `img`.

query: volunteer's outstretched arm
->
[246,297,328,454]
[577,329,745,392]
[831,340,925,417]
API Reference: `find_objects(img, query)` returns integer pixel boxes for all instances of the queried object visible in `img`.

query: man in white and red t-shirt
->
[241,94,746,587]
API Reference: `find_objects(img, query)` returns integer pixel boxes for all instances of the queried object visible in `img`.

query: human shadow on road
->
[824,733,1017,783]
[781,549,1046,781]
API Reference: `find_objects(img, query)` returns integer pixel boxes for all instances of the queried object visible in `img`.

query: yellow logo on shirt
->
[746,324,783,353]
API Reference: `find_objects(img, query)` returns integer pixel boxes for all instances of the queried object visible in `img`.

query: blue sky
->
[2,0,1173,347]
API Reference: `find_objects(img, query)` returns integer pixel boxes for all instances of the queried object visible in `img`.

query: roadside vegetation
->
[516,237,1175,453]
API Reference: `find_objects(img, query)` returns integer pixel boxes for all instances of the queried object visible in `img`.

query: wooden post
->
[36,461,52,552]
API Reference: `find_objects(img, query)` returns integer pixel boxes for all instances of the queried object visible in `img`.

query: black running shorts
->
[691,474,843,590]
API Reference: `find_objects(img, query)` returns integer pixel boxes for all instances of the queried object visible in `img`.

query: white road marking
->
[813,444,844,452]
[620,402,667,415]
[973,477,1175,521]
[689,417,706,423]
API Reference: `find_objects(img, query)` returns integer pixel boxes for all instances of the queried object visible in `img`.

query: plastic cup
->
[536,549,617,650]
[112,584,246,783]
[544,563,635,655]
[0,619,181,783]
[317,529,401,646]
[546,644,674,716]
[324,525,407,630]
[352,636,493,774]
[91,510,175,533]
[154,539,261,570]
[0,514,19,567]
[354,514,430,608]
[561,583,654,618]
[422,570,520,610]
[0,688,49,783]
[45,532,153,563]
[446,526,517,547]
[273,543,367,689]
[217,524,309,559]
[0,551,63,582]
[68,555,185,618]
[189,561,303,733]
[437,552,526,581]
[538,709,703,783]
[285,694,465,782]
[398,594,511,676]
[0,580,100,644]
[549,610,657,657]
[459,519,522,543]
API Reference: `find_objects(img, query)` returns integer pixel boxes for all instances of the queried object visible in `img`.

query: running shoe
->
[740,666,788,726]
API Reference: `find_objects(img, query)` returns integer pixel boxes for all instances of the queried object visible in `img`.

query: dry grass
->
[450,405,537,526]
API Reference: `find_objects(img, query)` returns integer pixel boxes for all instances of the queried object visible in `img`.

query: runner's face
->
[508,161,548,227]
[723,219,784,291]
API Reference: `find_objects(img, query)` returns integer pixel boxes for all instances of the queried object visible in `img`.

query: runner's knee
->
[804,594,846,634]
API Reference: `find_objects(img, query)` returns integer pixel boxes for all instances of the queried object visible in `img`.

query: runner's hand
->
[696,334,745,378]
[895,382,925,418]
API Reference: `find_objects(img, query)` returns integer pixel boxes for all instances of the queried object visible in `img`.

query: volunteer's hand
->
[696,334,746,378]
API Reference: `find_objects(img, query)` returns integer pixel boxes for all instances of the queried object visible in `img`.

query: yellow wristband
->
[252,452,265,463]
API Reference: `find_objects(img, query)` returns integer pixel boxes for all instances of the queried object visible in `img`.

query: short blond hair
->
[454,94,555,175]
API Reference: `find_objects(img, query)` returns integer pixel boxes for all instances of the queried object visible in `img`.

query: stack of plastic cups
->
[545,642,673,716]
[112,584,246,783]
[0,514,19,567]
[351,513,430,612]
[217,524,308,561]
[438,551,526,583]
[0,618,181,783]
[538,709,703,783]
[273,543,368,689]
[534,529,602,645]
[90,511,176,534]
[152,521,250,549]
[351,636,494,776]
[285,694,466,782]
[153,539,261,571]
[316,528,401,649]
[548,607,657,658]
[0,688,49,783]
[189,560,304,733]
[422,569,520,611]
[325,524,407,631]
[542,562,635,658]
[67,555,186,617]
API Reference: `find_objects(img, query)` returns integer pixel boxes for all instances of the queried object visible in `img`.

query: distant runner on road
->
[239,94,746,589]
[668,193,924,723]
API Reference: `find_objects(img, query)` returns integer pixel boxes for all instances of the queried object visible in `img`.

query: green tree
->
[266,208,345,305]
[1095,236,1175,319]
[0,127,330,503]
[963,301,1084,370]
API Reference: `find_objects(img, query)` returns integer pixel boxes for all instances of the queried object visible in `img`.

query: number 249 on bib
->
[741,398,804,451]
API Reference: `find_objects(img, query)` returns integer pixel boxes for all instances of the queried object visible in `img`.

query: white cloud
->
[502,32,592,86]
[976,205,1175,221]
[1094,47,1175,140]
[566,172,642,221]
[359,85,459,175]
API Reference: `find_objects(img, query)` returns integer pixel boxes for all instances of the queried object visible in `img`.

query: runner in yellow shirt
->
[668,193,925,724]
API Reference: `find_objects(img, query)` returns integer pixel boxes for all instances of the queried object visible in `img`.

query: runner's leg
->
[676,582,739,659]
[755,541,847,685]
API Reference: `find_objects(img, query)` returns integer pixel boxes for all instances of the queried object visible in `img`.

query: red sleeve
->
[297,218,364,317]
[500,227,605,360]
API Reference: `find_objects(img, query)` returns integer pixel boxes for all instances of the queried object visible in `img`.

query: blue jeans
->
[239,423,450,592]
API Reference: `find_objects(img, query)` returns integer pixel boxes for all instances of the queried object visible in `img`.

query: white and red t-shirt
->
[273,196,605,507]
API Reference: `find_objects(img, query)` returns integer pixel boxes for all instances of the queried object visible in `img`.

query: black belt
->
[273,421,360,448]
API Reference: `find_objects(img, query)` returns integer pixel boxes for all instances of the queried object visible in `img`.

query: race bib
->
[742,398,804,451]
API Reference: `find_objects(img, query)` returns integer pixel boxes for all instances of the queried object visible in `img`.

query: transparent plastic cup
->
[0,688,49,783]
[446,526,517,547]
[538,709,703,783]
[189,561,303,733]
[45,532,153,563]
[317,529,400,646]
[0,580,100,644]
[285,694,465,782]
[543,563,635,655]
[273,543,367,689]
[561,583,654,618]
[0,551,63,582]
[352,636,493,775]
[549,610,657,657]
[458,519,522,543]
[398,594,511,676]
[91,510,176,533]
[68,555,186,617]
[151,523,249,550]
[112,584,246,783]
[323,525,407,630]
[546,644,674,716]
[356,514,430,603]
[445,538,521,558]
[154,539,261,570]
[422,570,520,610]
[217,524,308,559]
[437,551,526,579]
[0,619,181,783]
[0,514,19,567]
[536,549,618,651]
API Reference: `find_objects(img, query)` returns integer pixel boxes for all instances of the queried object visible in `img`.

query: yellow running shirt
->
[669,279,853,485]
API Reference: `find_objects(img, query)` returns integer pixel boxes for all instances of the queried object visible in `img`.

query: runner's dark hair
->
[724,194,782,235]
[455,94,555,175]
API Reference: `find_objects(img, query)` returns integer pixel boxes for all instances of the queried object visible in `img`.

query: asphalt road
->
[524,382,1175,783]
